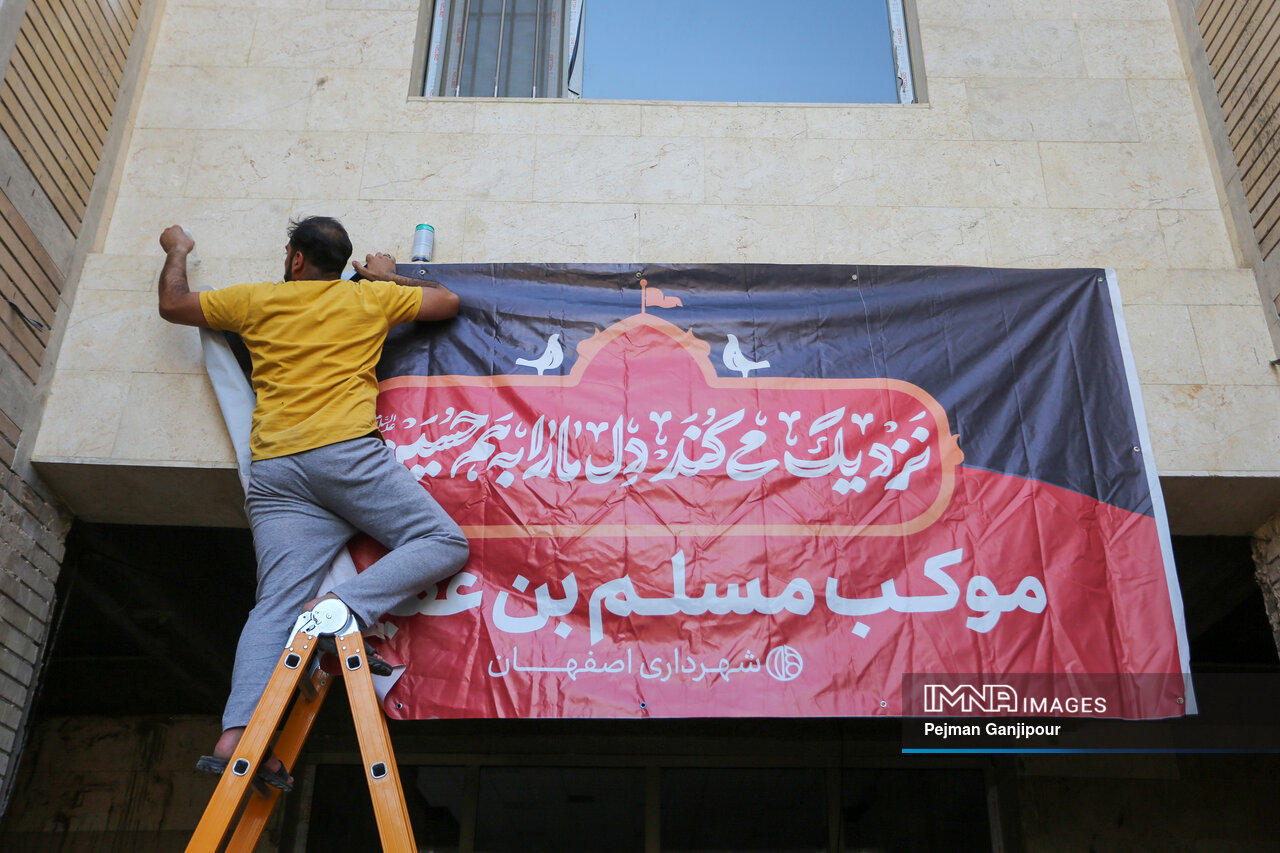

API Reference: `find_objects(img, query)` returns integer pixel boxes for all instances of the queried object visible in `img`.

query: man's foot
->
[201,726,294,791]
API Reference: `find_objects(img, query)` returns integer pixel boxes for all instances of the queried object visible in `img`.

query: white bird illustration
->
[723,334,770,377]
[516,333,564,375]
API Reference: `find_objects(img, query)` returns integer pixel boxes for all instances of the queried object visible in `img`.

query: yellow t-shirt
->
[200,279,424,460]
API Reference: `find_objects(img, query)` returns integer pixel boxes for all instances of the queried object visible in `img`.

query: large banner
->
[266,264,1194,720]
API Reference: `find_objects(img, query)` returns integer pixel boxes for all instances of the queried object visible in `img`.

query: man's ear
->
[289,248,306,279]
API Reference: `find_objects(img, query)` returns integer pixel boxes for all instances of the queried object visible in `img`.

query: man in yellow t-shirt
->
[158,216,469,791]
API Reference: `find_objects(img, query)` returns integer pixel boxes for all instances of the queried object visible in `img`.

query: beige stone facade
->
[26,0,1280,535]
[1,2,1278,841]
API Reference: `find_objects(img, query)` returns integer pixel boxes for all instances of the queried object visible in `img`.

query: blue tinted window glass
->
[581,0,899,103]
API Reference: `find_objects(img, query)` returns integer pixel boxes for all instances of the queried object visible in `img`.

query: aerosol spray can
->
[411,224,434,262]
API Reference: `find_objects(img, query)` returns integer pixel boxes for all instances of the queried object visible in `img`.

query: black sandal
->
[197,753,294,793]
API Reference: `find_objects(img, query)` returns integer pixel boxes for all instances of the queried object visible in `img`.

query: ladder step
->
[185,611,417,852]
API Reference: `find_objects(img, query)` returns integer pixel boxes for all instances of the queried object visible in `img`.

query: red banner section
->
[378,314,962,537]
[358,308,1187,720]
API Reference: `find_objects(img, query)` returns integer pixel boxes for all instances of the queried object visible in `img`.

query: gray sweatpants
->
[223,434,469,729]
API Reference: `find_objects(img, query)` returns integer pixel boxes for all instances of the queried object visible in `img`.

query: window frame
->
[411,0,926,105]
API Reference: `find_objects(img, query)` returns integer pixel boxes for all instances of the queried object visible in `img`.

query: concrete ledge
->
[1161,475,1280,536]
[32,460,245,528]
[27,454,1280,537]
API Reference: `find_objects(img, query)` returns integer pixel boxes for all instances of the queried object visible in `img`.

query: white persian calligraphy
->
[586,550,815,645]
[487,646,769,683]
[385,403,940,496]
[406,548,1047,653]
[492,572,579,634]
[825,548,1047,634]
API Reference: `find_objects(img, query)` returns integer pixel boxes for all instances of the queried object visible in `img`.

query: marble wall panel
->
[967,78,1138,141]
[133,66,318,131]
[706,139,1045,208]
[1041,142,1218,210]
[325,0,418,10]
[808,206,990,266]
[1158,210,1239,270]
[150,6,257,67]
[303,199,468,262]
[466,202,639,262]
[35,0,1277,493]
[915,0,1014,21]
[474,102,644,137]
[469,103,546,136]
[1127,79,1204,144]
[934,0,1174,23]
[637,205,815,264]
[55,291,204,375]
[167,0,313,7]
[245,10,418,69]
[184,132,366,200]
[986,208,1169,268]
[880,140,1050,208]
[118,129,197,199]
[77,255,163,293]
[306,70,477,133]
[32,372,132,460]
[1190,305,1280,386]
[112,373,235,464]
[1144,385,1280,474]
[392,100,481,135]
[802,80,974,139]
[1079,20,1187,80]
[1124,304,1207,385]
[641,105,808,140]
[360,133,536,202]
[1014,0,1171,19]
[920,20,1087,78]
[1117,269,1261,306]
[533,137,703,204]
[103,197,294,258]
[703,138,868,207]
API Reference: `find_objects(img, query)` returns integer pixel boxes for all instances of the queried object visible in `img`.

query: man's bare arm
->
[353,252,460,322]
[157,225,209,327]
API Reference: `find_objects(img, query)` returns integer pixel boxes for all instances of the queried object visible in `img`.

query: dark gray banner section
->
[380,263,1150,516]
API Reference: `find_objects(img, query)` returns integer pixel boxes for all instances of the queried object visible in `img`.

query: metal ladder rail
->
[185,600,416,852]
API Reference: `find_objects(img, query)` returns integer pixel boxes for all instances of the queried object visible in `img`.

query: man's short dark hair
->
[287,216,352,277]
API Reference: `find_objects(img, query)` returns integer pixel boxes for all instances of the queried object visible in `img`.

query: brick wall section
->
[0,0,147,816]
[1253,511,1280,660]
[0,465,70,805]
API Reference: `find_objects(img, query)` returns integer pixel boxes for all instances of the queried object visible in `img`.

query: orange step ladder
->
[185,599,415,852]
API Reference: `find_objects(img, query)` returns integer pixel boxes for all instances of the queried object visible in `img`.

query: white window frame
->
[423,0,582,99]
[419,0,920,104]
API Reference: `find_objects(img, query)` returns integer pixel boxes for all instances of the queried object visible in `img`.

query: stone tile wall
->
[29,0,1280,518]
